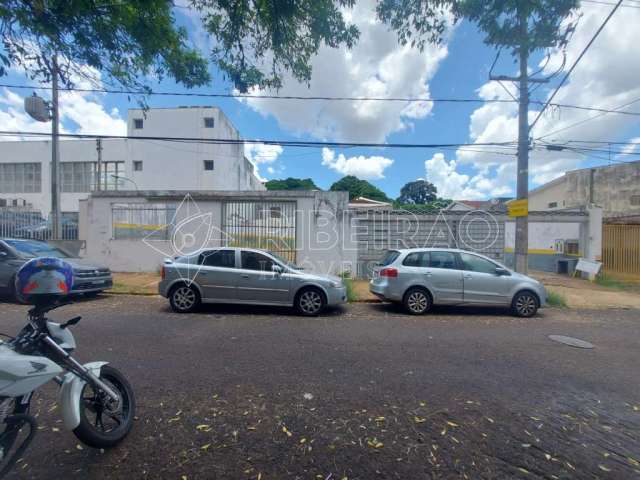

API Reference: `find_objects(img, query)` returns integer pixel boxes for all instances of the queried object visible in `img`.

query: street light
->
[111,174,139,191]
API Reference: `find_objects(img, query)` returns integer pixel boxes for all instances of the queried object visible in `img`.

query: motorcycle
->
[0,301,135,477]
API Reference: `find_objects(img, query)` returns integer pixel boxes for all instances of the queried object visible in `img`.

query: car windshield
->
[5,240,70,259]
[268,251,302,270]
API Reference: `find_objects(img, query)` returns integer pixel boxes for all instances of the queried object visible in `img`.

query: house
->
[348,196,392,210]
[528,160,640,219]
[0,106,265,217]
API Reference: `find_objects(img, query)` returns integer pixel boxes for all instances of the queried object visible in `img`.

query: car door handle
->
[464,274,472,279]
[424,272,432,277]
[241,274,250,278]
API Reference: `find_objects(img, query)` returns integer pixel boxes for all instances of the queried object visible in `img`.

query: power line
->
[530,0,623,131]
[581,0,640,9]
[2,82,640,117]
[534,96,640,140]
[0,130,518,150]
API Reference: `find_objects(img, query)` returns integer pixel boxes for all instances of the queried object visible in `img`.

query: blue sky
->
[1,0,639,200]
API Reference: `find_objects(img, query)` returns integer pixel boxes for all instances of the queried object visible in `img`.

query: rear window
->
[378,250,400,266]
[427,251,458,269]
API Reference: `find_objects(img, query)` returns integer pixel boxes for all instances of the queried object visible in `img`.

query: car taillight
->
[161,266,165,280]
[380,267,398,278]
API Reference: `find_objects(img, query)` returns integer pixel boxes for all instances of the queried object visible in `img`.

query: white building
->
[0,106,265,216]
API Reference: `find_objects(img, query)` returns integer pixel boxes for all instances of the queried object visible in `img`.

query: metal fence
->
[603,224,640,276]
[222,201,297,263]
[111,203,176,240]
[0,207,78,240]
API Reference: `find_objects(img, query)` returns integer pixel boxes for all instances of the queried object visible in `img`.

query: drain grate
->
[548,335,594,349]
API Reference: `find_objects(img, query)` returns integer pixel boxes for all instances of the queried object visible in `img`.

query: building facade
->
[0,106,265,216]
[529,160,640,219]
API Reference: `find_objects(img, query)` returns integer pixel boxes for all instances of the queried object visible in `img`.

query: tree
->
[377,0,579,272]
[397,180,437,204]
[329,175,390,202]
[0,1,210,89]
[192,0,359,91]
[265,177,319,191]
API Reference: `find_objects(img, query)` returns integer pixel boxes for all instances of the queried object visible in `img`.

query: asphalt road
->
[1,296,640,479]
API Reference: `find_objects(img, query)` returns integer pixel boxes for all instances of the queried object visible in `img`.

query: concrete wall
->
[0,107,264,216]
[528,160,640,219]
[81,190,356,275]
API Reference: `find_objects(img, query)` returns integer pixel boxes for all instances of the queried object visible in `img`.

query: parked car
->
[369,248,546,317]
[0,239,112,299]
[159,247,347,315]
[13,216,78,240]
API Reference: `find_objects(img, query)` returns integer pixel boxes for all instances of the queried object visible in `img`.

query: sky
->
[1,0,640,201]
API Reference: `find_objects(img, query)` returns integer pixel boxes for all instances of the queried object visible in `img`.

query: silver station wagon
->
[159,247,347,315]
[370,248,547,317]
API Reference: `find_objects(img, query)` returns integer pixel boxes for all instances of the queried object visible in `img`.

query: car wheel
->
[169,284,201,313]
[403,287,432,315]
[512,291,539,317]
[295,288,326,316]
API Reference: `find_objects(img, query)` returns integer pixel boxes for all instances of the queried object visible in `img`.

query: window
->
[402,252,429,267]
[631,195,640,206]
[241,251,276,271]
[133,161,143,172]
[0,163,41,193]
[201,249,235,268]
[61,162,94,192]
[427,251,457,269]
[204,117,215,128]
[134,118,143,129]
[203,160,214,171]
[459,253,498,274]
[548,201,558,209]
[379,250,400,267]
[95,161,125,191]
[565,240,579,256]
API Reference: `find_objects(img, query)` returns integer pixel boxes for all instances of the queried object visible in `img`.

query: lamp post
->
[111,174,139,191]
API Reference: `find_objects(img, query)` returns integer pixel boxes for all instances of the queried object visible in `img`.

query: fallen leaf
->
[201,444,211,451]
[446,421,459,427]
[598,465,611,472]
[486,417,494,424]
[374,416,385,422]
[196,424,211,431]
[282,426,292,437]
[300,438,307,444]
[367,438,384,449]
[517,467,529,474]
[414,416,426,424]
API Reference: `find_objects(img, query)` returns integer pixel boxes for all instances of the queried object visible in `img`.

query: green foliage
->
[192,0,359,92]
[265,177,319,191]
[595,274,634,291]
[339,272,357,303]
[377,0,580,56]
[0,1,210,89]
[546,290,568,308]
[393,199,452,213]
[397,180,438,204]
[329,175,390,202]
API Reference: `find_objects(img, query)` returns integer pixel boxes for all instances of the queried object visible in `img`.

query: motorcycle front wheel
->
[73,365,135,448]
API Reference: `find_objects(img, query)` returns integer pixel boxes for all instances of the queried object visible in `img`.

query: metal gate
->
[222,201,297,263]
[603,224,640,276]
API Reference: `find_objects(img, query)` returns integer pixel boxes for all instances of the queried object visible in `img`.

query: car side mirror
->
[495,267,510,276]
[271,264,283,274]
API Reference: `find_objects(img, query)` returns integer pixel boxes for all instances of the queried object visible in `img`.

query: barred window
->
[0,163,41,193]
[112,203,176,240]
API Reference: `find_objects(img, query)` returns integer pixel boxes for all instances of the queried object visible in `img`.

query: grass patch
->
[110,282,156,295]
[595,274,633,291]
[546,290,568,308]
[340,272,358,303]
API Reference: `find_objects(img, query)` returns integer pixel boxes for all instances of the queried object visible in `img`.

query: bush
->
[547,291,568,308]
[339,271,357,303]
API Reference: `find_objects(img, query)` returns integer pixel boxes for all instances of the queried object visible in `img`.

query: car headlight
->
[329,280,343,288]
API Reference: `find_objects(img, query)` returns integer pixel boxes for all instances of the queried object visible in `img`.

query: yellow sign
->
[508,199,528,218]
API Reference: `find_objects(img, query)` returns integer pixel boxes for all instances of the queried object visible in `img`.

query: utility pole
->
[96,138,103,191]
[489,6,547,273]
[51,54,62,240]
[515,8,530,274]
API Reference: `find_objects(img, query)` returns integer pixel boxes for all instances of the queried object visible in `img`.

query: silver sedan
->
[159,247,347,316]
[370,248,547,317]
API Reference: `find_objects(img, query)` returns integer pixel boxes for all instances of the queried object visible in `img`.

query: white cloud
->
[428,1,640,198]
[0,62,126,141]
[321,147,393,179]
[244,143,284,180]
[239,0,452,142]
[620,137,640,156]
